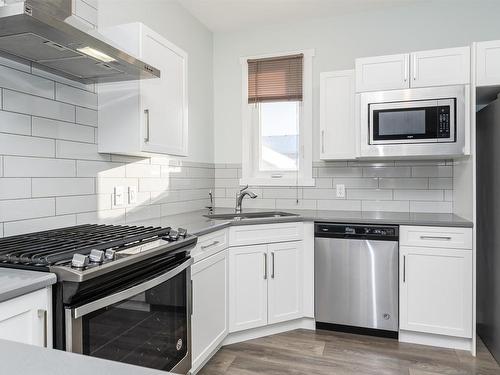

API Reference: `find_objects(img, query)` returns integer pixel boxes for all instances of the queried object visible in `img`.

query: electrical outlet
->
[128,186,137,204]
[114,186,125,206]
[336,184,346,198]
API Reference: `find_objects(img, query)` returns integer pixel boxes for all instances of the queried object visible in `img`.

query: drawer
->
[191,229,228,263]
[400,226,472,249]
[229,222,303,247]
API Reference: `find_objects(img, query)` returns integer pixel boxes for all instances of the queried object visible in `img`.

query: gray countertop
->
[0,269,56,303]
[129,208,473,237]
[0,339,173,375]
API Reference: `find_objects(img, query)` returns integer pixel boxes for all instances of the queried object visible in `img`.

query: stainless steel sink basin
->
[204,211,299,221]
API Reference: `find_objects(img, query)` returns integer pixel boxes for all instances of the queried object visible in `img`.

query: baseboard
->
[190,344,223,375]
[223,318,316,346]
[399,330,473,352]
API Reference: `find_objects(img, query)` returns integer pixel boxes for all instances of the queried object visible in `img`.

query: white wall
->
[99,0,214,163]
[213,0,500,163]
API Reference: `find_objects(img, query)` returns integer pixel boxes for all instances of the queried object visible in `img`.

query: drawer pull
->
[37,309,48,348]
[420,236,452,241]
[200,240,220,250]
[263,253,268,280]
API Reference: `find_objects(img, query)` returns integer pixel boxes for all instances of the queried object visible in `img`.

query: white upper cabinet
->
[476,40,500,86]
[356,47,470,92]
[411,47,470,88]
[319,70,357,160]
[99,23,188,157]
[355,53,409,92]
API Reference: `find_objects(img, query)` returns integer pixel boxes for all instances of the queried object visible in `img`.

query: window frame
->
[240,49,315,187]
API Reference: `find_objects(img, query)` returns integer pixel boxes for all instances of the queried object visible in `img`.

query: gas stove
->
[0,224,197,282]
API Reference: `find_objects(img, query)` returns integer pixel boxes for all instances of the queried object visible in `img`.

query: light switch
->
[114,186,125,206]
[336,184,346,198]
[128,186,137,204]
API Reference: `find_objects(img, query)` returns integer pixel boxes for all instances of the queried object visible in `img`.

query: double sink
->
[204,211,299,221]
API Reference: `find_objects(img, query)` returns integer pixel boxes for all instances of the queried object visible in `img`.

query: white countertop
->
[0,268,56,303]
[0,339,175,375]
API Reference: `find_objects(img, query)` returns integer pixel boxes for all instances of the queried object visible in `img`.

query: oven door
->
[369,99,455,145]
[65,258,193,374]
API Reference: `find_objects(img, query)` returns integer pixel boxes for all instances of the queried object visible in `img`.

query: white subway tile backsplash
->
[318,167,363,178]
[75,107,98,126]
[55,83,97,109]
[379,178,428,189]
[429,178,453,189]
[126,163,161,178]
[139,178,171,192]
[32,178,95,197]
[215,168,238,179]
[363,167,411,178]
[96,177,138,194]
[56,140,110,161]
[347,189,393,200]
[362,200,410,212]
[0,111,31,135]
[0,133,55,157]
[276,199,317,210]
[56,194,111,215]
[3,215,77,237]
[31,66,94,92]
[331,177,378,189]
[76,161,125,178]
[0,65,54,99]
[0,198,55,222]
[32,117,95,143]
[262,188,302,199]
[76,209,126,225]
[4,90,75,122]
[410,201,453,213]
[4,156,75,177]
[320,200,362,211]
[412,166,453,178]
[0,178,31,200]
[303,188,337,200]
[393,189,444,201]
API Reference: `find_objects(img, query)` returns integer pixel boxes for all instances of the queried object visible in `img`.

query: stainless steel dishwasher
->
[315,223,399,337]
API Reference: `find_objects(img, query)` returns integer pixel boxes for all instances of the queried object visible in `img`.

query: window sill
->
[239,177,315,187]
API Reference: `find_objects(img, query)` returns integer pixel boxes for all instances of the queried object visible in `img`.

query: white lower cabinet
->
[400,245,472,338]
[229,241,303,333]
[0,288,52,347]
[191,249,228,372]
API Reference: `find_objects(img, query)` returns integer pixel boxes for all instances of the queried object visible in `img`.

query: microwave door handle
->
[71,258,193,319]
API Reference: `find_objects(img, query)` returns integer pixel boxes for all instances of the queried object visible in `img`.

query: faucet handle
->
[239,185,249,193]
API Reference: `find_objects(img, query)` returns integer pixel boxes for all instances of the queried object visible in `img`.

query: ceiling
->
[177,0,431,33]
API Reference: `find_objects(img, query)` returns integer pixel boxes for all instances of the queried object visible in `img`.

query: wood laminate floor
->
[199,329,500,375]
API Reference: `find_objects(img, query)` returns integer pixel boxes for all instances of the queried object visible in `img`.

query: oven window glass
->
[378,110,426,136]
[80,270,188,371]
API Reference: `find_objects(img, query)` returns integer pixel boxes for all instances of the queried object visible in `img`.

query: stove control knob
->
[71,254,89,269]
[169,230,179,241]
[89,249,105,264]
[178,228,187,238]
[105,249,116,261]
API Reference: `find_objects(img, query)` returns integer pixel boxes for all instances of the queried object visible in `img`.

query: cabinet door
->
[191,250,228,372]
[355,54,409,92]
[229,245,268,332]
[320,70,357,160]
[0,288,51,347]
[141,28,188,156]
[400,246,472,338]
[411,47,470,88]
[477,40,500,86]
[268,242,303,324]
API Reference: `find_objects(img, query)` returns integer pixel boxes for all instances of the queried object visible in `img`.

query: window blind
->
[248,54,303,103]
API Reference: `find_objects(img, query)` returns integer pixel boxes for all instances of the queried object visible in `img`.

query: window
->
[241,50,314,186]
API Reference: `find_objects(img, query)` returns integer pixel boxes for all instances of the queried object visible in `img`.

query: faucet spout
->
[235,187,258,213]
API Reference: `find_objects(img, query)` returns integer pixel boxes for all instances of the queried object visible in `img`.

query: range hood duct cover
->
[0,0,160,83]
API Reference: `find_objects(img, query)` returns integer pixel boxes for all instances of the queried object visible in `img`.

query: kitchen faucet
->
[235,185,257,214]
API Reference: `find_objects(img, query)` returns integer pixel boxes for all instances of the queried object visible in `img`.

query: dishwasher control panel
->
[315,223,399,240]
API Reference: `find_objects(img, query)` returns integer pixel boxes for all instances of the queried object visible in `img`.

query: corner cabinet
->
[319,70,357,160]
[99,22,188,157]
[355,47,470,92]
[0,288,52,348]
[399,226,473,343]
[476,40,500,87]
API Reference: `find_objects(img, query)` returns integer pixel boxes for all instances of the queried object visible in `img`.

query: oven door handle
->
[71,258,193,319]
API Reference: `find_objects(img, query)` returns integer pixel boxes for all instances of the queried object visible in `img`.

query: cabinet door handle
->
[144,109,150,143]
[263,253,267,280]
[321,130,325,154]
[37,309,47,348]
[200,240,220,250]
[413,54,417,81]
[190,280,194,317]
[404,56,410,82]
[271,252,275,279]
[403,255,406,283]
[420,235,452,241]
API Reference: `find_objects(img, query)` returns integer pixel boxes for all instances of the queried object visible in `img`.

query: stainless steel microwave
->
[360,85,467,158]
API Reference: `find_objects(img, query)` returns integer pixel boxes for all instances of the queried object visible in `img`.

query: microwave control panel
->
[438,106,451,138]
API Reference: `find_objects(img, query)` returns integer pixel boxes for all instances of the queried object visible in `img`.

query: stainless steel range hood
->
[0,0,160,83]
